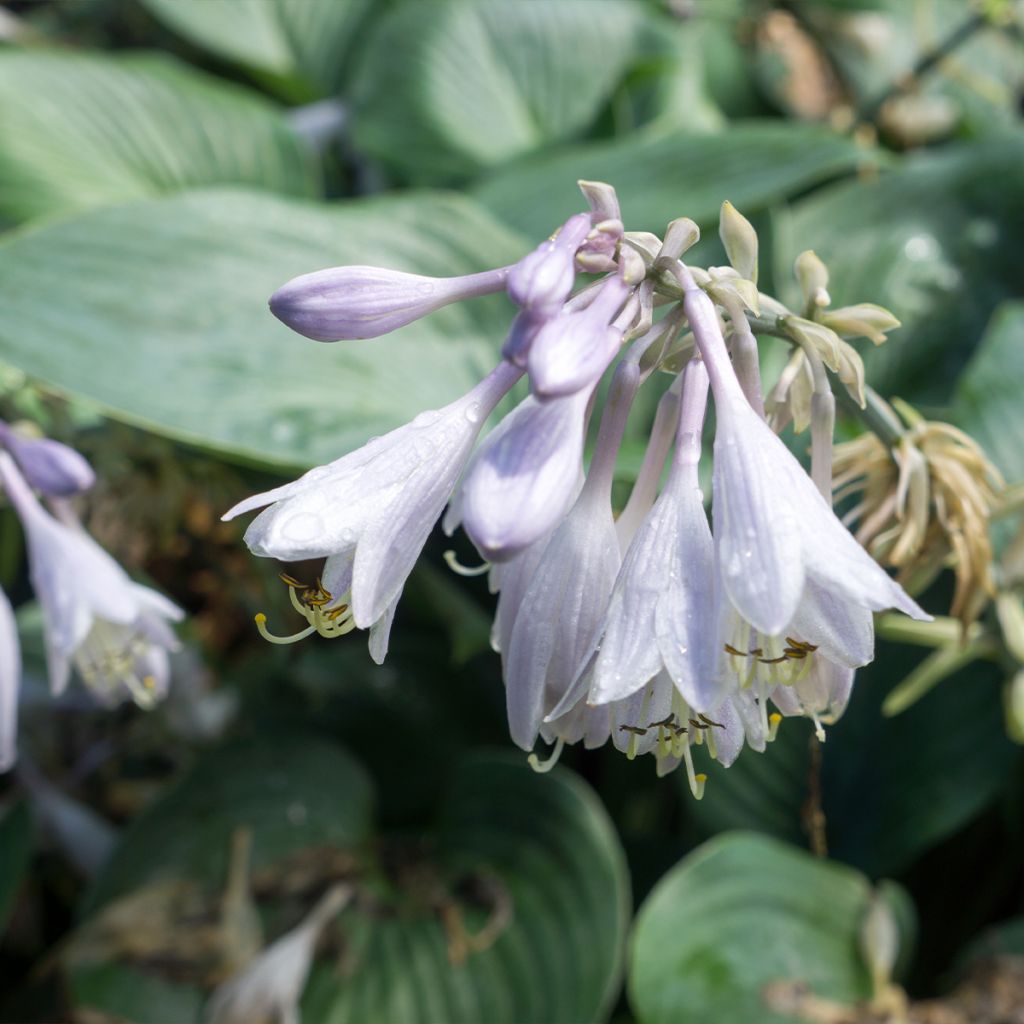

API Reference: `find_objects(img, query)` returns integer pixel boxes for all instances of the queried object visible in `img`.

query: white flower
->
[224,361,522,632]
[679,268,929,644]
[0,584,19,772]
[205,885,351,1024]
[0,452,182,706]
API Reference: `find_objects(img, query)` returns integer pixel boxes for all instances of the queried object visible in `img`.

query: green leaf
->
[138,0,372,96]
[629,832,902,1024]
[0,188,529,469]
[952,300,1024,484]
[474,121,877,239]
[776,135,1024,400]
[0,50,318,224]
[304,753,630,1024]
[74,743,629,1024]
[0,800,32,935]
[349,0,655,182]
[85,734,374,911]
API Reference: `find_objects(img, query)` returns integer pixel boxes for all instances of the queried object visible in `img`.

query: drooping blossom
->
[224,360,523,647]
[0,451,182,707]
[0,420,95,497]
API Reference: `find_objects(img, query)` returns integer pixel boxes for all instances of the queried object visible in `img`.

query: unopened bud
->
[822,303,901,345]
[659,218,700,260]
[269,264,510,341]
[794,250,831,309]
[996,592,1024,664]
[835,339,866,408]
[783,316,842,372]
[0,422,95,497]
[1006,669,1024,744]
[719,201,758,285]
[507,213,592,314]
[577,179,621,223]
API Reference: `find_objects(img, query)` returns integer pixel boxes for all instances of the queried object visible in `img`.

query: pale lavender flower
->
[678,266,928,641]
[0,421,95,497]
[549,358,719,721]
[269,264,511,342]
[0,452,182,705]
[224,361,523,634]
[526,274,631,398]
[502,359,638,751]
[456,386,590,562]
[0,584,19,772]
[506,212,592,314]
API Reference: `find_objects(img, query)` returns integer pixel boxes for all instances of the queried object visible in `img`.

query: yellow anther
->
[768,713,783,742]
[693,773,707,800]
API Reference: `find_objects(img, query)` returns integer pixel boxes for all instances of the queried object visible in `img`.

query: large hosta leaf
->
[0,188,529,469]
[138,0,371,96]
[952,300,1024,484]
[71,741,629,1024]
[776,136,1024,400]
[629,832,907,1024]
[474,121,877,238]
[349,0,655,182]
[0,51,317,223]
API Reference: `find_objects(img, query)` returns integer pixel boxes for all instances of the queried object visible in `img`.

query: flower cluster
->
[226,181,929,792]
[0,422,182,771]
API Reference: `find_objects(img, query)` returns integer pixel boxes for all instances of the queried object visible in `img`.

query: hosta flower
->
[224,361,523,639]
[503,360,638,751]
[269,263,511,342]
[0,420,95,497]
[679,266,928,638]
[565,358,718,714]
[0,452,182,705]
[0,584,19,772]
[506,212,592,315]
[456,385,591,562]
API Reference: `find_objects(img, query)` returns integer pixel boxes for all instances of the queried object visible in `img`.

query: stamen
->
[279,573,306,588]
[698,713,724,728]
[811,714,826,742]
[528,737,565,773]
[255,612,317,645]
[443,550,491,577]
[768,712,782,742]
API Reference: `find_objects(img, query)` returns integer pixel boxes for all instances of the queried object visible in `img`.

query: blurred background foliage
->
[0,0,1023,1021]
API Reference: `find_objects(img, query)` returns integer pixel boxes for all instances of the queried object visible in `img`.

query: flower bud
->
[658,218,700,260]
[783,315,843,372]
[0,422,94,497]
[507,213,592,314]
[822,303,901,345]
[1007,669,1024,744]
[577,179,621,223]
[719,201,758,285]
[268,264,510,341]
[527,275,629,399]
[794,250,830,310]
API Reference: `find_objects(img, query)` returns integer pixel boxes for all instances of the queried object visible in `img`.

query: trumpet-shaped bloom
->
[224,361,522,628]
[457,385,590,562]
[1,585,19,772]
[679,268,928,641]
[0,452,182,704]
[0,421,95,497]
[269,264,511,342]
[502,361,638,750]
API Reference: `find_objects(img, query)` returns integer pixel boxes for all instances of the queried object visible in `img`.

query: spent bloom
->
[230,181,947,791]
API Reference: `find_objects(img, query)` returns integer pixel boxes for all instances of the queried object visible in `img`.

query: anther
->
[768,712,782,742]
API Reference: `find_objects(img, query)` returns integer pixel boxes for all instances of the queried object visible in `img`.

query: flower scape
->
[224,181,930,797]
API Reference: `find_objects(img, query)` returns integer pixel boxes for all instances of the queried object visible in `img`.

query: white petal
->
[788,579,874,668]
[368,594,400,665]
[0,586,20,772]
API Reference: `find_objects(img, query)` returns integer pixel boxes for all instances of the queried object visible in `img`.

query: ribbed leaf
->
[0,50,317,223]
[0,188,529,469]
[350,0,654,182]
[474,121,877,237]
[630,832,903,1024]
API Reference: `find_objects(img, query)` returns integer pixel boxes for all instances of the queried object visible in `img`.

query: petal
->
[0,585,20,772]
[788,578,874,668]
[368,593,401,665]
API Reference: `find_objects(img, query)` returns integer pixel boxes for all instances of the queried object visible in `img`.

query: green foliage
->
[0,801,32,935]
[629,832,906,1024]
[350,0,655,182]
[0,50,318,223]
[74,742,629,1024]
[0,188,528,468]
